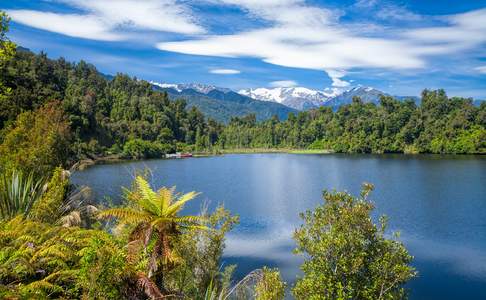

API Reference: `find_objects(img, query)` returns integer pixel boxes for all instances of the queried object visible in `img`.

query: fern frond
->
[98,208,153,224]
[165,191,200,216]
[134,176,161,216]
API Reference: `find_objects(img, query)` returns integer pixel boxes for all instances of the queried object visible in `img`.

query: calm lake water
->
[71,154,486,299]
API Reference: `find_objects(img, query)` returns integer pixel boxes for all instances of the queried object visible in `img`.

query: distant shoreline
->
[71,148,485,172]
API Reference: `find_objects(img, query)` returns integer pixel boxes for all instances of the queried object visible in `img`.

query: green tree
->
[293,183,416,300]
[0,11,15,96]
[166,205,240,297]
[98,175,206,292]
[0,102,72,177]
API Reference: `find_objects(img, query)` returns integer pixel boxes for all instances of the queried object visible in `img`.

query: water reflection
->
[71,153,486,299]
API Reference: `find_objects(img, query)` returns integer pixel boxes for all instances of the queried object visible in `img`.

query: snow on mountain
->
[238,87,338,110]
[151,81,417,112]
[150,82,231,94]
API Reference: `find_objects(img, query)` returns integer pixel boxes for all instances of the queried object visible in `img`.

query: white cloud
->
[7,10,124,41]
[269,80,297,87]
[157,3,486,78]
[8,0,204,41]
[325,69,350,88]
[353,0,422,22]
[376,4,423,22]
[209,68,241,74]
[405,9,486,50]
[475,66,486,74]
[61,0,204,34]
[354,0,378,8]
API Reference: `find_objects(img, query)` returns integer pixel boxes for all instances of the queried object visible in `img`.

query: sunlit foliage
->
[293,184,417,299]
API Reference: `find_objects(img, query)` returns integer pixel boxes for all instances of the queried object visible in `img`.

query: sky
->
[2,0,486,98]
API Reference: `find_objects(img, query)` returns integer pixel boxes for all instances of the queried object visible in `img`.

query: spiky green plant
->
[98,175,206,291]
[0,169,45,220]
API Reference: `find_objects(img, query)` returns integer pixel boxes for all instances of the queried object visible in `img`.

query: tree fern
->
[98,175,206,294]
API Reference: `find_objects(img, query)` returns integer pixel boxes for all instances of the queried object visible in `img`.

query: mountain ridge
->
[153,82,421,113]
[151,82,297,123]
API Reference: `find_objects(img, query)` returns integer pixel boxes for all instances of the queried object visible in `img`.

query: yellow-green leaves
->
[293,184,416,300]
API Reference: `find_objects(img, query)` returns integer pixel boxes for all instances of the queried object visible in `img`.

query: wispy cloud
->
[269,80,297,87]
[209,68,241,74]
[7,10,124,41]
[474,66,486,74]
[157,2,486,80]
[8,0,204,41]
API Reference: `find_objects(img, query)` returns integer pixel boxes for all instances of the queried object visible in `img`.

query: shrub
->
[122,138,172,159]
[293,183,417,300]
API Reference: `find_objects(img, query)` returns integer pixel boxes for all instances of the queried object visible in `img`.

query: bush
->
[293,183,417,300]
[255,267,286,300]
[122,138,173,159]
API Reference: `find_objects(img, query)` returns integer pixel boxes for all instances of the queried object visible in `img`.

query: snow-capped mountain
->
[150,81,297,123]
[150,82,231,94]
[238,87,340,110]
[151,81,420,113]
[324,86,386,110]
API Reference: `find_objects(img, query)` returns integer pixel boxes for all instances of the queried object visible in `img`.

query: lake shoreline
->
[71,148,484,171]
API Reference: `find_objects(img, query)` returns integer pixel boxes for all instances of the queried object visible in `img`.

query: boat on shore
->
[165,152,193,159]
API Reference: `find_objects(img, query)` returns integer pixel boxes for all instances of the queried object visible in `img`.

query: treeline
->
[220,93,485,154]
[1,25,484,164]
[0,47,221,163]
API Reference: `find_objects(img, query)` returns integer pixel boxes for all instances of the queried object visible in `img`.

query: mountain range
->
[239,86,420,110]
[151,82,422,122]
[151,82,297,123]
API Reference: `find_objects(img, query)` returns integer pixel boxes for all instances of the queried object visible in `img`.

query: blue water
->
[71,154,486,299]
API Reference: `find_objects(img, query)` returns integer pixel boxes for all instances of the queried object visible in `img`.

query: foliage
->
[28,167,69,224]
[1,25,483,157]
[0,11,16,104]
[255,267,286,300]
[0,45,219,159]
[0,102,71,177]
[98,175,206,293]
[0,217,128,299]
[220,93,485,154]
[292,183,417,300]
[0,169,45,221]
[122,138,174,159]
[166,205,239,298]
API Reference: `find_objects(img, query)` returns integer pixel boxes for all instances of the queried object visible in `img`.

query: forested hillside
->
[155,85,297,123]
[0,48,220,163]
[1,43,484,165]
[220,94,485,154]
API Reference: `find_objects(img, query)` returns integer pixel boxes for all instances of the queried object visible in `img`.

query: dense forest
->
[220,92,485,154]
[0,33,484,167]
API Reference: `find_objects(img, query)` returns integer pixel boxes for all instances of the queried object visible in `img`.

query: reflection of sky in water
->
[72,154,486,299]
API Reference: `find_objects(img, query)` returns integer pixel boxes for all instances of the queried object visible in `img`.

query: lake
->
[71,153,486,299]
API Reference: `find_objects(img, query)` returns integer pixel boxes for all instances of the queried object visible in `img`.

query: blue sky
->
[2,0,486,98]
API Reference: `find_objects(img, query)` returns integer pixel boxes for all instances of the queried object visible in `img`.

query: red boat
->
[180,153,193,158]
